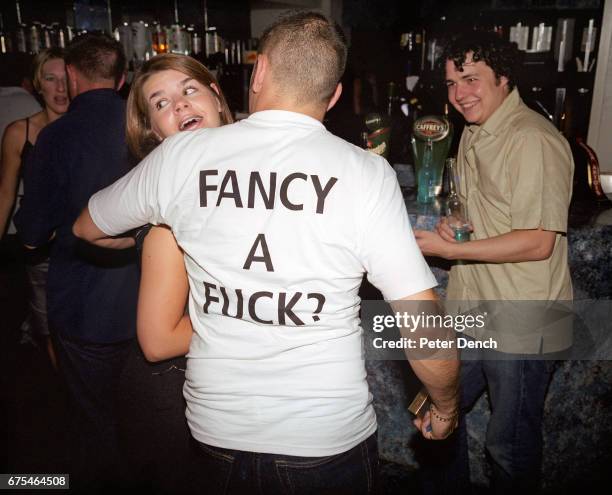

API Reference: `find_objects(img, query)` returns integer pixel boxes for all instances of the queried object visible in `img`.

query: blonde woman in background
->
[1,48,69,367]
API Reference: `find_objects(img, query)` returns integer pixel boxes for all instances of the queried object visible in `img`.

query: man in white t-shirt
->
[74,12,459,493]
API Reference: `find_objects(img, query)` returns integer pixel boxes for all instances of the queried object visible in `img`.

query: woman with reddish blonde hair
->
[117,54,234,491]
[126,53,233,160]
[123,53,233,359]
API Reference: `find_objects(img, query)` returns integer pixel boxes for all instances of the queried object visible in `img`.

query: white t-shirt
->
[89,110,437,456]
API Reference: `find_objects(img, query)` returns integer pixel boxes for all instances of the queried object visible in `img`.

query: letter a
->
[243,234,274,272]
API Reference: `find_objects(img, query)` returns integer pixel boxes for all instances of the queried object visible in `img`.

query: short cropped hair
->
[126,53,233,160]
[32,48,65,92]
[442,31,521,91]
[65,33,126,87]
[258,11,347,106]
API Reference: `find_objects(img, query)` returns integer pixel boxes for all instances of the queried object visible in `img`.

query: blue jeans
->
[420,339,556,494]
[193,433,380,494]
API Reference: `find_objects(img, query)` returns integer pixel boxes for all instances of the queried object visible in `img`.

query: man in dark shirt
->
[15,34,138,489]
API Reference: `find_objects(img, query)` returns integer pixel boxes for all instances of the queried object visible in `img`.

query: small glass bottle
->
[445,157,470,242]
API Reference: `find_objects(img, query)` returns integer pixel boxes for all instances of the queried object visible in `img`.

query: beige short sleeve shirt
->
[447,90,574,351]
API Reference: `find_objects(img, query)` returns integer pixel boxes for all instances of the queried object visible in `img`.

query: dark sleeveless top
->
[20,117,50,264]
[21,117,34,165]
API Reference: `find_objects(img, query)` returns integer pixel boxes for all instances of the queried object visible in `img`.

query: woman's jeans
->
[193,433,380,494]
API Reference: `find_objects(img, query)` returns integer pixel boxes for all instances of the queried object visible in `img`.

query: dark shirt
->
[15,89,139,343]
[20,117,34,163]
[20,119,47,265]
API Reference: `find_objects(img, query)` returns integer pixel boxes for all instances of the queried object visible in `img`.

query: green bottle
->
[364,112,391,159]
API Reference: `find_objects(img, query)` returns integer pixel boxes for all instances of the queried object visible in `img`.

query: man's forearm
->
[391,291,460,414]
[416,226,558,263]
[73,206,135,249]
[447,229,556,263]
[73,206,107,242]
[409,359,459,413]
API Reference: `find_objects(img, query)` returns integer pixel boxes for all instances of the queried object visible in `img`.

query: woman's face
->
[39,58,69,115]
[143,69,223,140]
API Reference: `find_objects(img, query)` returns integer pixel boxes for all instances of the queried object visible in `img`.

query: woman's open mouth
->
[179,115,203,131]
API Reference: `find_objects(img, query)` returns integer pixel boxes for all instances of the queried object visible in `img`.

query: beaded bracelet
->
[430,403,458,423]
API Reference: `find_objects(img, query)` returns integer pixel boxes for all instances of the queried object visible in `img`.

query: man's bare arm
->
[391,288,460,440]
[73,206,135,249]
[415,221,556,263]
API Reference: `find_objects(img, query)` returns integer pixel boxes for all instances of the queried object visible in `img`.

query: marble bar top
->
[366,189,612,490]
[402,187,612,230]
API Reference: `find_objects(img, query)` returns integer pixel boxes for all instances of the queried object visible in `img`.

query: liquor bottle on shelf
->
[132,21,149,67]
[27,23,42,54]
[386,81,414,165]
[0,14,10,54]
[191,29,202,56]
[399,31,422,77]
[50,23,66,49]
[115,22,133,68]
[363,112,391,159]
[151,22,167,55]
[15,23,27,53]
[445,157,470,242]
[570,138,612,207]
[386,81,400,162]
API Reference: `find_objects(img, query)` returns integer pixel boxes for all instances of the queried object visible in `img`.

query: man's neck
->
[253,93,326,122]
[75,80,116,97]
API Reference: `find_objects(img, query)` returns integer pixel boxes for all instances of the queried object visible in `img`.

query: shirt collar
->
[246,110,325,129]
[69,88,119,112]
[466,88,521,139]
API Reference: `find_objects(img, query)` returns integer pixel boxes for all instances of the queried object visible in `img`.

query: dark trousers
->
[193,433,380,495]
[420,341,556,494]
[117,342,196,494]
[53,332,133,492]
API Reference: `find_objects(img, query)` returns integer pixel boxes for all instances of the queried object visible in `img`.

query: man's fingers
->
[437,229,454,243]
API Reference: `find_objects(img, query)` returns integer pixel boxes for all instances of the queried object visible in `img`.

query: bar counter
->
[365,191,612,489]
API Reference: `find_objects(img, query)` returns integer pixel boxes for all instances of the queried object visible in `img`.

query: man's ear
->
[326,83,343,112]
[499,75,509,90]
[116,72,126,91]
[66,65,78,94]
[210,83,223,112]
[251,54,268,94]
